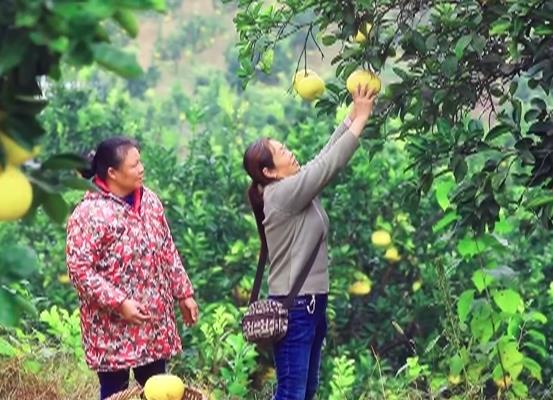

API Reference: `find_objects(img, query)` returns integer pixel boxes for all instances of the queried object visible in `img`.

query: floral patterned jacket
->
[66,179,194,371]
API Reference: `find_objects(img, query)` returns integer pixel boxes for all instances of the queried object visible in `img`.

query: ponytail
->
[79,151,97,179]
[243,138,277,259]
[247,184,268,256]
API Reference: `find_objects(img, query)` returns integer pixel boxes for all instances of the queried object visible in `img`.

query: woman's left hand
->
[179,297,199,326]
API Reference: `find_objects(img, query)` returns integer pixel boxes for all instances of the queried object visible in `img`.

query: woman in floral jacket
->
[66,137,199,400]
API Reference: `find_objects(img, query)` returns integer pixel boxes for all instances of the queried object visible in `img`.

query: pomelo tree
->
[224,0,553,395]
[0,0,166,326]
[226,0,553,235]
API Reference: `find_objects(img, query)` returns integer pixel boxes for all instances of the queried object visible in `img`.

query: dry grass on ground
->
[0,357,97,400]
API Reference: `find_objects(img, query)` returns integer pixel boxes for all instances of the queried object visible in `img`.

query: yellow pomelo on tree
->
[495,375,512,390]
[346,70,381,95]
[293,69,315,91]
[233,285,251,304]
[0,165,33,221]
[384,246,401,263]
[448,374,462,386]
[353,23,372,43]
[144,374,185,400]
[293,70,325,101]
[0,133,38,166]
[371,230,391,248]
[261,366,276,384]
[348,280,372,296]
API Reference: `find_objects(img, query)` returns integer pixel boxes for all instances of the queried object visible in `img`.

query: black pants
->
[97,359,166,400]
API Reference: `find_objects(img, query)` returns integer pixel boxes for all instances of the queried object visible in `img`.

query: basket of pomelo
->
[106,374,207,400]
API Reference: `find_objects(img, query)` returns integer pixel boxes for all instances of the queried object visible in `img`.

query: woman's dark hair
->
[80,136,140,180]
[243,138,277,255]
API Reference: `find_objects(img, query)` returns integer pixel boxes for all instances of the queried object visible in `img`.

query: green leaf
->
[470,304,494,343]
[23,360,41,374]
[0,337,17,357]
[48,36,70,53]
[0,289,21,327]
[436,117,451,137]
[472,270,494,293]
[531,97,547,111]
[534,24,553,35]
[524,342,547,358]
[512,99,522,126]
[52,2,113,19]
[435,177,455,211]
[471,34,486,54]
[457,237,486,258]
[259,48,274,74]
[41,153,89,170]
[441,56,458,76]
[493,289,523,314]
[527,329,546,346]
[113,10,139,38]
[490,20,511,35]
[454,35,472,59]
[449,354,464,375]
[433,211,459,233]
[457,290,474,324]
[228,381,247,396]
[526,195,553,208]
[485,124,510,141]
[0,288,36,327]
[450,155,467,182]
[15,8,40,27]
[498,341,524,379]
[524,109,541,124]
[512,382,529,398]
[149,0,166,12]
[524,311,547,324]
[322,35,337,46]
[0,244,38,279]
[0,30,29,75]
[495,216,513,234]
[411,30,426,54]
[92,43,143,78]
[523,357,542,382]
[41,192,69,224]
[60,176,95,191]
[528,121,553,135]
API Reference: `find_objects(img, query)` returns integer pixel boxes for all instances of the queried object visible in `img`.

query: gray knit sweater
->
[263,119,359,296]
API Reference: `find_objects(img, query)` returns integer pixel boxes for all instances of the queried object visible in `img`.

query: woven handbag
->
[241,234,323,345]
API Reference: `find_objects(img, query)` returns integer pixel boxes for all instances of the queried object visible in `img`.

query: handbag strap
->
[248,242,268,305]
[281,233,323,309]
[248,233,324,309]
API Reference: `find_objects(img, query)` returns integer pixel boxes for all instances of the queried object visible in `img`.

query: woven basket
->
[105,386,143,400]
[105,385,207,400]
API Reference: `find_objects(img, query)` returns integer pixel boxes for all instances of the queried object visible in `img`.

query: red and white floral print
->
[66,181,194,371]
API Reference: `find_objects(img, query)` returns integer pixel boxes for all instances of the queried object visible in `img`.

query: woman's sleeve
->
[315,117,353,158]
[66,208,127,310]
[270,129,359,213]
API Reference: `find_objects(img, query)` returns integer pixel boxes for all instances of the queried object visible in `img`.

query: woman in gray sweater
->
[243,85,377,400]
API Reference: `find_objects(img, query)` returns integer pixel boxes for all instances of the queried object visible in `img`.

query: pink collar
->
[93,176,142,213]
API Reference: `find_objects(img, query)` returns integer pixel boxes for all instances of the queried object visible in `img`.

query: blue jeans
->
[97,359,166,400]
[271,294,328,400]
